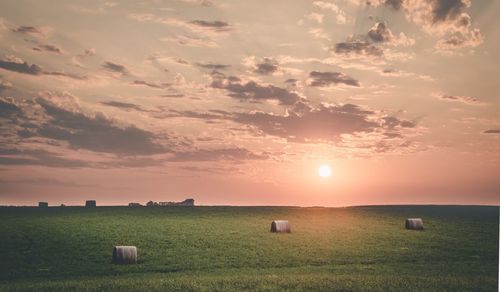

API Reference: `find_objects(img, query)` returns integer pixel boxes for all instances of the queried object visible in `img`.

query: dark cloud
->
[101,61,130,75]
[0,58,86,80]
[133,80,171,89]
[333,40,383,57]
[169,147,268,162]
[0,59,43,75]
[431,0,469,23]
[210,72,302,105]
[377,0,482,50]
[0,96,168,156]
[160,94,185,98]
[163,101,415,144]
[254,58,279,75]
[439,94,481,105]
[33,44,63,54]
[101,101,149,112]
[308,71,360,87]
[367,22,392,43]
[0,97,23,118]
[44,71,87,80]
[232,103,380,142]
[195,62,231,70]
[189,20,231,32]
[384,0,403,10]
[483,129,500,134]
[0,148,91,168]
[37,99,165,155]
[12,25,45,36]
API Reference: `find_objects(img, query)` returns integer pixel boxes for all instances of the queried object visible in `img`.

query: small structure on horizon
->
[405,218,424,230]
[112,246,137,264]
[128,203,142,207]
[146,198,195,207]
[85,200,96,208]
[271,220,291,233]
[38,202,48,208]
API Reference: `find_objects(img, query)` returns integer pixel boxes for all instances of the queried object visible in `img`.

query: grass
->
[0,205,497,291]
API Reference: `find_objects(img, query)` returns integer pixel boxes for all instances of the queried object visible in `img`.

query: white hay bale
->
[405,218,424,230]
[271,220,291,233]
[112,246,137,264]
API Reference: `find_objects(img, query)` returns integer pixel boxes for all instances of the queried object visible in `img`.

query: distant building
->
[85,200,96,207]
[146,201,157,207]
[38,202,48,208]
[178,198,195,206]
[60,204,66,207]
[128,203,142,207]
[154,198,195,207]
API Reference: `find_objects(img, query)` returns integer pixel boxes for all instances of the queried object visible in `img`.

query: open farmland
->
[0,205,498,291]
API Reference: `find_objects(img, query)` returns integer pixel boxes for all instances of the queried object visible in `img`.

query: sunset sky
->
[1,0,499,206]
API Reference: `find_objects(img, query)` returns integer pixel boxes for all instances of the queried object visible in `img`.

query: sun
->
[318,165,332,178]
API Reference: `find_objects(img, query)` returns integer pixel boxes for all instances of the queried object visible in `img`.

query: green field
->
[0,205,498,291]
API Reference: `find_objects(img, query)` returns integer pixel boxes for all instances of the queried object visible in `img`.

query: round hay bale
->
[405,218,424,230]
[270,220,291,233]
[112,246,137,264]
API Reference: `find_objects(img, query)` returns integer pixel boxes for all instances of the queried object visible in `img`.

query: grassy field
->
[0,205,498,291]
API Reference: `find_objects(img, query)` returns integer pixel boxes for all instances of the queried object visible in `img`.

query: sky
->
[0,0,499,206]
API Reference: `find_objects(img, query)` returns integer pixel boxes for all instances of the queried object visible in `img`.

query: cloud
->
[133,80,171,89]
[0,148,92,168]
[333,39,384,58]
[77,48,96,58]
[169,147,268,162]
[308,71,360,87]
[435,28,482,50]
[188,20,232,32]
[161,35,217,47]
[11,25,50,37]
[129,13,232,34]
[0,57,87,80]
[438,94,482,105]
[483,129,500,134]
[0,94,168,156]
[304,12,324,24]
[332,22,414,61]
[253,58,279,75]
[163,101,416,145]
[100,101,150,112]
[367,22,415,46]
[179,165,241,174]
[101,61,130,75]
[210,72,303,105]
[243,56,301,76]
[376,0,483,51]
[0,79,12,91]
[312,1,347,24]
[0,177,95,187]
[32,44,63,54]
[195,62,231,70]
[0,58,43,75]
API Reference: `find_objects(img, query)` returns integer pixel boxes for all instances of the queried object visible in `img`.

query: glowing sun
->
[318,165,332,178]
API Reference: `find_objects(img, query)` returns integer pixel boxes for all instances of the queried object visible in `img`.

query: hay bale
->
[270,220,291,233]
[112,246,137,264]
[38,202,48,208]
[85,200,96,207]
[405,218,424,230]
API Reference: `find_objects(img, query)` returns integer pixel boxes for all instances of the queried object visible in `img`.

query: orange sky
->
[0,0,499,206]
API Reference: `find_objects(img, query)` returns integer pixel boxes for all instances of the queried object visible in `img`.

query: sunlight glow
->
[318,165,332,178]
